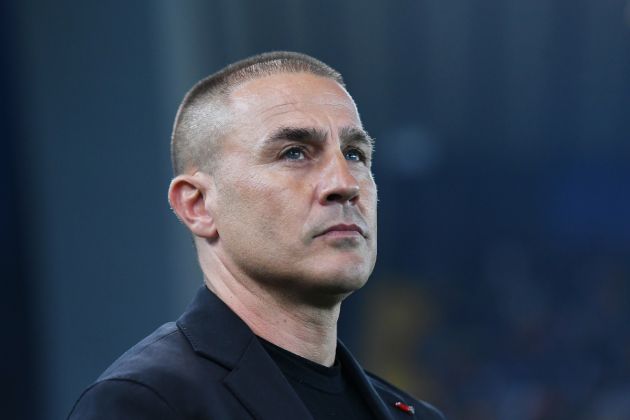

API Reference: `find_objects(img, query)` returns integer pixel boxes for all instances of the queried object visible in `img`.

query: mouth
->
[316,223,365,238]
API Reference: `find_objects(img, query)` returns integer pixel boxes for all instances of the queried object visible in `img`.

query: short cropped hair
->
[170,51,345,175]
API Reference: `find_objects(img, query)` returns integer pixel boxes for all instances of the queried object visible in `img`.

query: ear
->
[168,172,218,239]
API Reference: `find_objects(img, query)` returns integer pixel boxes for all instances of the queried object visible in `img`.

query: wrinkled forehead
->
[227,72,362,128]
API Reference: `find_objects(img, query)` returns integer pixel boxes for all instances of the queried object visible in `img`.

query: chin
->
[274,262,372,308]
[309,262,372,293]
[283,249,376,301]
[296,273,368,308]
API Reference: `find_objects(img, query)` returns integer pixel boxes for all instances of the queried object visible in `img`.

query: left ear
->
[168,172,218,239]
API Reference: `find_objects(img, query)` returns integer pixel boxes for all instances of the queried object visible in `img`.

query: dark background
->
[2,1,629,419]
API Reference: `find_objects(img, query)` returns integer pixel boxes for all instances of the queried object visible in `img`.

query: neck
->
[199,249,341,367]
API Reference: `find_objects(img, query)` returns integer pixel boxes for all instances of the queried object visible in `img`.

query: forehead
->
[227,72,362,132]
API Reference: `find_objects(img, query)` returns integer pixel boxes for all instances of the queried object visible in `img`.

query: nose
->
[318,152,360,205]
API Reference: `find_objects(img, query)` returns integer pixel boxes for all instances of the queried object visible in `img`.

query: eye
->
[344,148,366,162]
[281,146,306,161]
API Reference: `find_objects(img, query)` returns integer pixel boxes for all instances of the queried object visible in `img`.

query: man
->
[69,51,444,419]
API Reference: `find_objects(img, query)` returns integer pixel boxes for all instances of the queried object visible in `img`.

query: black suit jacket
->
[68,286,444,419]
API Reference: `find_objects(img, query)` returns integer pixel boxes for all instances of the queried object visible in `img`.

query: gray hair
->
[170,51,345,175]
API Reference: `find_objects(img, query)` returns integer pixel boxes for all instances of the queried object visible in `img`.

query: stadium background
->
[2,1,629,419]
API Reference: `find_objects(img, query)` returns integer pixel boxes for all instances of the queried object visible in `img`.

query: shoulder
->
[68,322,228,419]
[68,378,179,420]
[366,371,446,420]
[97,322,194,382]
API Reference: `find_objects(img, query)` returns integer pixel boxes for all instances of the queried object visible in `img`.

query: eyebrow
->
[265,126,328,145]
[263,125,374,150]
[339,126,374,150]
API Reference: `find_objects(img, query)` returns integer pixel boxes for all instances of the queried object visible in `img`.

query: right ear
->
[168,172,218,239]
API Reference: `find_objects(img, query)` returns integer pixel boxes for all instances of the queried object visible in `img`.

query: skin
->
[169,72,377,366]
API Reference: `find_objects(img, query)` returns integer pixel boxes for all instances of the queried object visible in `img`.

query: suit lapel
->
[177,287,393,419]
[338,341,394,420]
[177,287,311,420]
[223,336,312,420]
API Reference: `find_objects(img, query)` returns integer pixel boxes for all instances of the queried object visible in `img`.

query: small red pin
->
[394,401,415,415]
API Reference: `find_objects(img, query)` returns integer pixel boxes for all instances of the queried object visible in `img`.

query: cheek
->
[218,174,303,237]
[361,179,378,217]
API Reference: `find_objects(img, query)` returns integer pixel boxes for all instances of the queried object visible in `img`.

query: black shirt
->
[259,338,376,420]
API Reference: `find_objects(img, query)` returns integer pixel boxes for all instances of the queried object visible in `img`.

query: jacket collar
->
[176,285,252,369]
[338,341,393,419]
[176,286,392,420]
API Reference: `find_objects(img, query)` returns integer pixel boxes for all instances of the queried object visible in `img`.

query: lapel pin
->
[394,401,415,415]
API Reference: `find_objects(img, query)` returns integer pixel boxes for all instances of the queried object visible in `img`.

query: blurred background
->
[2,0,629,419]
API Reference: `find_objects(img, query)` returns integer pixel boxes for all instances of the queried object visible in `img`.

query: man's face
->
[209,72,377,303]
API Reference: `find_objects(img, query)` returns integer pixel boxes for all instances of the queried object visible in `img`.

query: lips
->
[317,223,365,238]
